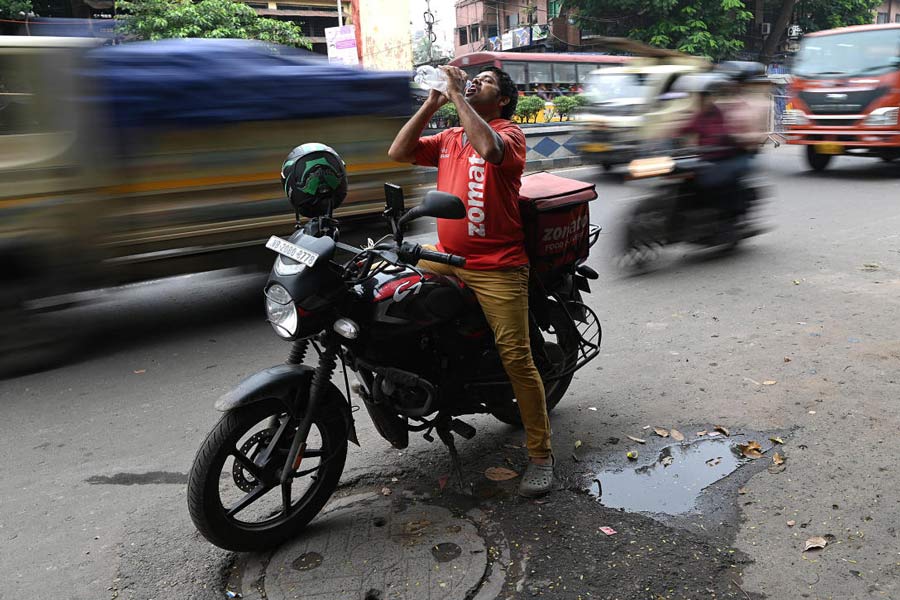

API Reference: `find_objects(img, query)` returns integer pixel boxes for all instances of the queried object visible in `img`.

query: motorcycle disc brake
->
[232,428,277,492]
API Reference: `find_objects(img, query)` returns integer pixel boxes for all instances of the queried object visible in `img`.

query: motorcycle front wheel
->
[187,394,348,552]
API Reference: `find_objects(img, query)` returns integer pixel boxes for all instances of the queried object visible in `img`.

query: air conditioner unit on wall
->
[760,22,771,36]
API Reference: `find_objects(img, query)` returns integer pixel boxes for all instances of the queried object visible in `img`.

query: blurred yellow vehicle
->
[573,39,710,171]
[0,36,420,375]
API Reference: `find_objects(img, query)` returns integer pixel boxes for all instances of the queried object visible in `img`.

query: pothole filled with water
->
[590,439,749,514]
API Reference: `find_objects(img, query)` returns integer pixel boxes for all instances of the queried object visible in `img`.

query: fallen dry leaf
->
[773,452,785,465]
[661,456,674,467]
[861,263,880,272]
[804,537,828,551]
[381,487,392,496]
[792,279,801,285]
[574,440,583,449]
[784,357,792,363]
[133,369,146,374]
[484,467,519,481]
[404,519,431,535]
[706,457,722,467]
[653,427,670,438]
[787,520,796,527]
[738,441,764,459]
[670,429,685,442]
[714,425,730,437]
[626,451,639,460]
[626,435,646,444]
[769,437,785,445]
[738,487,747,495]
[762,380,777,386]
[696,430,708,437]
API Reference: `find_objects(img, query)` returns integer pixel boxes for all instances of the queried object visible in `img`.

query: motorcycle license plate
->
[265,236,320,267]
[816,143,843,155]
[582,143,611,153]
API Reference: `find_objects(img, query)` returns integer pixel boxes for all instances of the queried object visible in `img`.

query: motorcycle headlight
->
[265,283,298,339]
[864,107,899,127]
[274,255,306,276]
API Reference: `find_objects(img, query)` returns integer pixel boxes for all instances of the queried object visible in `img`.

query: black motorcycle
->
[620,149,766,268]
[187,177,602,551]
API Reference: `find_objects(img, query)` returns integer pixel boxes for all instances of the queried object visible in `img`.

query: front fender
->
[215,363,358,446]
[215,364,315,412]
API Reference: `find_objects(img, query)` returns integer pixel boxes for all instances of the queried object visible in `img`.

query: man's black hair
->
[481,66,518,120]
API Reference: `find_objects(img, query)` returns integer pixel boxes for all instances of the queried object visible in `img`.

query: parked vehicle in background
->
[449,51,627,95]
[785,23,900,171]
[0,36,418,377]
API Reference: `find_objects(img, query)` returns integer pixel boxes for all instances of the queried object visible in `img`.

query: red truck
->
[785,23,900,171]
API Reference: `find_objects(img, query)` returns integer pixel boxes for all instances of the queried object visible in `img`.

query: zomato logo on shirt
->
[466,155,486,237]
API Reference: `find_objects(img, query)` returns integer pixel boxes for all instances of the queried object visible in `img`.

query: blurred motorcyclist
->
[676,84,753,223]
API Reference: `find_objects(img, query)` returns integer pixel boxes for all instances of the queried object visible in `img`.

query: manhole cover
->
[258,494,488,600]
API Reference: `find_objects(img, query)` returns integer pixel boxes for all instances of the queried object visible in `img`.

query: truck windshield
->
[584,73,655,103]
[794,29,900,78]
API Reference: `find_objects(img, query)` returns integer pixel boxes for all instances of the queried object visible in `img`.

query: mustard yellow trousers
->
[417,256,552,458]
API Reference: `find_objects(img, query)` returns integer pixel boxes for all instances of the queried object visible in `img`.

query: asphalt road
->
[2,145,899,600]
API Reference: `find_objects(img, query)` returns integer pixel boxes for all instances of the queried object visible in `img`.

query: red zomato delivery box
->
[518,172,597,278]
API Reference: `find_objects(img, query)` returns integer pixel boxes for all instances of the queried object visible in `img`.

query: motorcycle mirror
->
[418,191,466,219]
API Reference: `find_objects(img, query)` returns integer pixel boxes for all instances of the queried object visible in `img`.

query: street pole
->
[337,0,343,26]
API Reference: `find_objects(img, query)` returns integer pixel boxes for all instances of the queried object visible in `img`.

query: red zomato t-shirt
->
[413,119,528,270]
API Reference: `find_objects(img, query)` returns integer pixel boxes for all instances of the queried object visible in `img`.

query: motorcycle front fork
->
[278,338,338,511]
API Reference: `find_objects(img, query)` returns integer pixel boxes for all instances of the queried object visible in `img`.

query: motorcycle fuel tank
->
[355,268,477,326]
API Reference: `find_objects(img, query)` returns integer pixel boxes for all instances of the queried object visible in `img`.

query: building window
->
[548,0,562,19]
[876,12,889,23]
[487,24,498,38]
[895,13,900,22]
[458,27,468,46]
[470,25,481,42]
[506,13,519,29]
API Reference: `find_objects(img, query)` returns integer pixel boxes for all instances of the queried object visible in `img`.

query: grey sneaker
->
[518,457,554,498]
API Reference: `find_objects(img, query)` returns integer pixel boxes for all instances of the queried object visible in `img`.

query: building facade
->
[874,1,900,23]
[243,1,352,56]
[454,0,582,57]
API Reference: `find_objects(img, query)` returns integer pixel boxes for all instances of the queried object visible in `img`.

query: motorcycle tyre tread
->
[187,393,348,552]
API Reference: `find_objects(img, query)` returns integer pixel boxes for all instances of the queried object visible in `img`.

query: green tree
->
[515,95,545,124]
[0,0,33,18]
[115,0,311,48]
[552,95,579,121]
[792,0,883,33]
[566,0,753,60]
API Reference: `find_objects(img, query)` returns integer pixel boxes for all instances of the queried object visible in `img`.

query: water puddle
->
[590,439,746,514]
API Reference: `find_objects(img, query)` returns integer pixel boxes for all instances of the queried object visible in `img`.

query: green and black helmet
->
[280,143,348,218]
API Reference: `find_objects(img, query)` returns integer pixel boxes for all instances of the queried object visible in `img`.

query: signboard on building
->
[511,26,531,48]
[532,24,548,41]
[502,31,514,50]
[325,25,359,66]
[486,35,502,51]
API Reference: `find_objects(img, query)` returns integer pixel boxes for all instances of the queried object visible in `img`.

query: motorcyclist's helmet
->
[281,143,348,218]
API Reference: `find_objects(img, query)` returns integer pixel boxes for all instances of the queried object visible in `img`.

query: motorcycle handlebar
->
[418,247,466,267]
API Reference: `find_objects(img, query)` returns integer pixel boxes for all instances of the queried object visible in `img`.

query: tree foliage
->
[790,0,883,34]
[569,0,883,60]
[115,0,311,48]
[0,0,33,18]
[567,0,753,60]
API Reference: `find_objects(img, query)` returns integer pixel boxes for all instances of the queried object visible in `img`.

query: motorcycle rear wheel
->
[187,394,347,552]
[490,302,579,426]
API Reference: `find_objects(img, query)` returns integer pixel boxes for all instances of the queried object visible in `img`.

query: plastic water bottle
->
[415,65,449,94]
[415,65,473,96]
